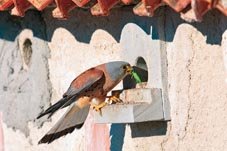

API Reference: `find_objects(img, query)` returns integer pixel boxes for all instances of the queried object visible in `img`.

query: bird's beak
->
[126,65,133,74]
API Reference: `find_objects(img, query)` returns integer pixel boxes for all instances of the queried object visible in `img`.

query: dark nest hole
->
[123,56,148,89]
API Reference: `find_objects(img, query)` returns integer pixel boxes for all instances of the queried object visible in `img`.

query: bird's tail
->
[38,104,90,144]
[37,95,77,119]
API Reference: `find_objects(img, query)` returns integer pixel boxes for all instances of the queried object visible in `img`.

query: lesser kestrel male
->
[37,61,132,144]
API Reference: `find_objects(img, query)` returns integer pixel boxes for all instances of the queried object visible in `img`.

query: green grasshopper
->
[132,70,142,83]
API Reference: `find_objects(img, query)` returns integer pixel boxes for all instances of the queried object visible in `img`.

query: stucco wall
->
[0,11,51,137]
[1,7,227,151]
[163,11,227,151]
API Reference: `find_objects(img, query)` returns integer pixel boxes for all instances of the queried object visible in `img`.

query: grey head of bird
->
[105,61,132,81]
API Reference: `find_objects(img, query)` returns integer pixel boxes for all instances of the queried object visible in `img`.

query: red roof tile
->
[11,0,31,16]
[0,0,13,11]
[0,0,226,21]
[53,0,76,18]
[28,0,53,10]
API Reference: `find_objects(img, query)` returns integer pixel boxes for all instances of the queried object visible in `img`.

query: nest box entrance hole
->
[123,56,148,89]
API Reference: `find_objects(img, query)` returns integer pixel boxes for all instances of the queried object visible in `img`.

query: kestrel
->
[37,61,132,144]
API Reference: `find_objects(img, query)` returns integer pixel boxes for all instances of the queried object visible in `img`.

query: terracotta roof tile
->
[53,0,76,18]
[11,0,31,16]
[0,0,227,22]
[0,0,13,11]
[28,0,53,10]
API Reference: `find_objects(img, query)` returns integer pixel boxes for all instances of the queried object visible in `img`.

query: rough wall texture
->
[163,13,227,151]
[1,6,227,151]
[0,11,51,135]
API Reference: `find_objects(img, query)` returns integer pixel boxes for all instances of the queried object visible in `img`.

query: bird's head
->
[122,64,133,75]
[105,61,132,81]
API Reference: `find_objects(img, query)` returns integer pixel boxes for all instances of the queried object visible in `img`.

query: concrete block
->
[94,88,164,123]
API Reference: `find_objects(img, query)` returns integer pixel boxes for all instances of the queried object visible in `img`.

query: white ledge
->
[93,88,164,123]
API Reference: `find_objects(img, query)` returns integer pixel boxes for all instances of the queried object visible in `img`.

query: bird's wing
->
[64,67,104,97]
[38,97,91,144]
[37,68,104,119]
[61,68,105,108]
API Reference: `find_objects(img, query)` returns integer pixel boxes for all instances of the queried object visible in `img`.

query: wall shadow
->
[42,6,161,43]
[163,7,227,45]
[0,11,47,41]
[0,6,227,45]
[130,121,167,138]
[110,124,126,151]
[0,7,159,42]
[109,121,167,151]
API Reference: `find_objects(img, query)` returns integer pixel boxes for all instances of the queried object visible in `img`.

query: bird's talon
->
[107,96,122,104]
[92,106,102,116]
[91,102,107,115]
[93,106,100,112]
[105,99,112,104]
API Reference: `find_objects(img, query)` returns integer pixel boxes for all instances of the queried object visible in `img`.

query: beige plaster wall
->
[2,7,227,151]
[163,24,227,151]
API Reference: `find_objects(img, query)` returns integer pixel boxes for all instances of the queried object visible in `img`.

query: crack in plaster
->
[38,13,53,124]
[160,122,172,151]
[180,32,196,141]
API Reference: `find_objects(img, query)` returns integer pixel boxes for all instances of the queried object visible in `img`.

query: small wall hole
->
[136,57,148,71]
[22,38,32,66]
[123,56,148,89]
[135,57,148,83]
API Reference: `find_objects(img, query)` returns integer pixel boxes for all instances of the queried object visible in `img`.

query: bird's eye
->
[123,65,127,70]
